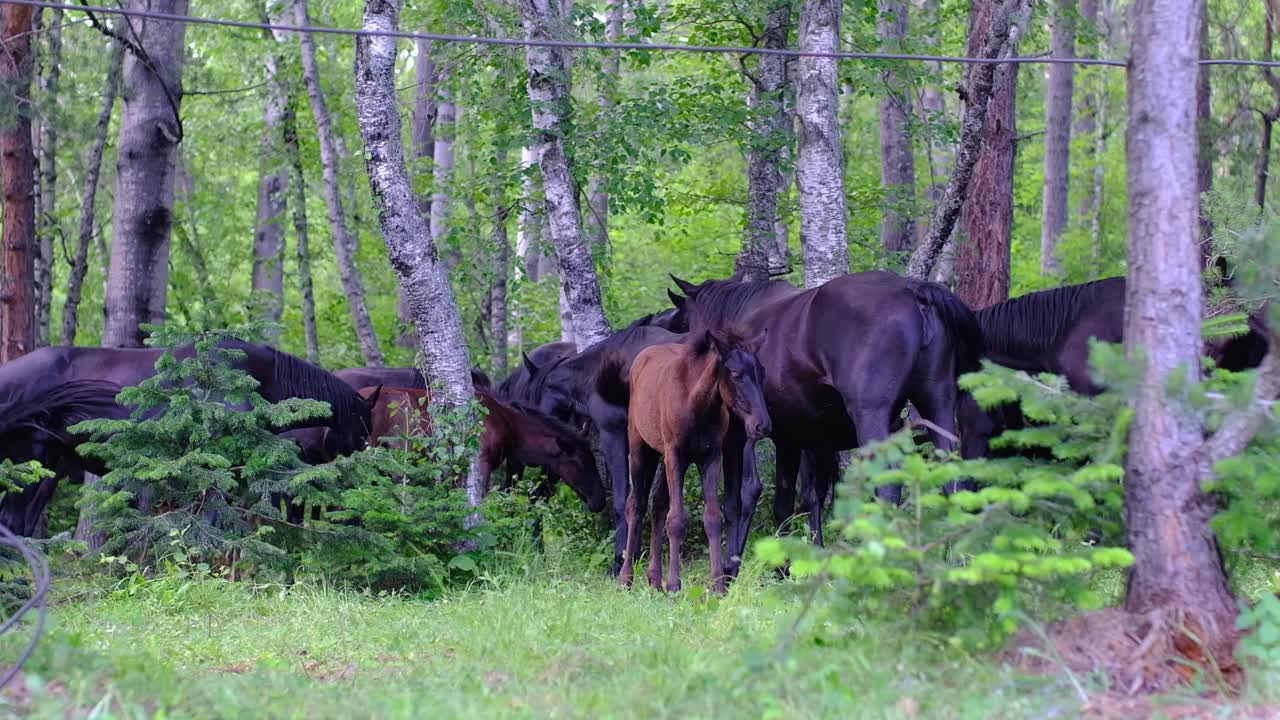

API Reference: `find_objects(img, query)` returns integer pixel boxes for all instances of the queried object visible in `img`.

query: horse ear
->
[705,330,728,356]
[522,351,539,375]
[365,384,383,410]
[667,288,687,310]
[669,274,700,298]
[471,367,492,389]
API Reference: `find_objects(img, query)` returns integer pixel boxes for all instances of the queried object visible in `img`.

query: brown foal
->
[619,329,771,593]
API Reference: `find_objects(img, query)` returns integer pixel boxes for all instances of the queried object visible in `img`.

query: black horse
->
[668,271,984,573]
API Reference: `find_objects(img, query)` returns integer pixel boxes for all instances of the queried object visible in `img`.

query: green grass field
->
[2,549,1277,719]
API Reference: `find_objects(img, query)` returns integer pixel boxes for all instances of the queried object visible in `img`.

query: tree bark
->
[877,0,917,255]
[1256,0,1280,214]
[1123,0,1236,630]
[1196,0,1214,263]
[490,149,511,375]
[586,0,623,251]
[252,4,292,341]
[354,0,485,506]
[429,70,456,268]
[796,0,848,289]
[1039,0,1075,278]
[295,0,384,366]
[0,3,37,361]
[737,1,791,282]
[285,100,321,365]
[953,0,1024,308]
[399,37,436,349]
[34,7,61,346]
[62,44,123,346]
[906,0,1025,282]
[520,0,612,348]
[102,0,188,349]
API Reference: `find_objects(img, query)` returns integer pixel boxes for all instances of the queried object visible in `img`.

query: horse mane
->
[976,277,1124,358]
[681,278,797,330]
[625,307,684,332]
[250,342,369,428]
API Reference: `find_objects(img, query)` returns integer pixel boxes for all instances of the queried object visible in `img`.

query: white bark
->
[252,4,292,340]
[429,73,456,266]
[1040,0,1075,278]
[295,0,384,366]
[739,2,791,282]
[796,0,848,288]
[520,0,612,348]
[586,0,623,250]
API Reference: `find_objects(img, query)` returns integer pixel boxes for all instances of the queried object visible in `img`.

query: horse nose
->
[753,418,772,438]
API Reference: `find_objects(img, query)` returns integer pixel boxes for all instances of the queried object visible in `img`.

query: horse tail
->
[594,352,631,409]
[913,282,985,377]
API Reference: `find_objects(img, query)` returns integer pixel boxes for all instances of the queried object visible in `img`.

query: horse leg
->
[662,453,689,593]
[647,471,669,590]
[799,450,837,547]
[719,421,743,577]
[734,437,763,576]
[502,461,524,492]
[696,452,727,593]
[773,444,801,531]
[911,380,976,495]
[622,444,659,588]
[847,401,898,504]
[600,429,631,575]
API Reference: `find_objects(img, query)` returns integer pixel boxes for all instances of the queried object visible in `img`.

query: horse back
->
[359,386,432,448]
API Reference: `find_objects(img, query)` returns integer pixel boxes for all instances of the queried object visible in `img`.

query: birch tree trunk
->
[354,0,486,507]
[429,72,456,267]
[586,0,623,250]
[508,146,543,356]
[915,0,954,281]
[877,0,917,255]
[1122,0,1238,639]
[399,37,436,349]
[1196,0,1214,262]
[62,44,123,346]
[520,0,612,348]
[954,0,1023,308]
[252,5,292,341]
[796,0,848,289]
[34,7,61,346]
[0,3,37,361]
[737,2,791,282]
[490,148,511,375]
[285,100,322,364]
[295,0,384,366]
[1039,0,1075,278]
[103,0,188,349]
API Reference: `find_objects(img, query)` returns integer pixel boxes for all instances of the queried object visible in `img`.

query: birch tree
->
[102,0,189,349]
[1039,0,1075,277]
[34,7,62,344]
[399,37,436,349]
[877,0,917,255]
[796,0,848,288]
[295,0,384,366]
[429,71,457,268]
[285,100,322,364]
[354,0,487,506]
[519,0,612,348]
[251,2,293,340]
[0,3,36,360]
[586,0,624,250]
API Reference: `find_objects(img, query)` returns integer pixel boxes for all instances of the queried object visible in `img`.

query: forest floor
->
[1,551,1278,719]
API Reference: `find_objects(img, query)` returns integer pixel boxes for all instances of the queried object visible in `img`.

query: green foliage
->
[1237,588,1280,677]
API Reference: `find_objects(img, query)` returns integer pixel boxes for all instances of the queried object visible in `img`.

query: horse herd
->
[0,272,1268,593]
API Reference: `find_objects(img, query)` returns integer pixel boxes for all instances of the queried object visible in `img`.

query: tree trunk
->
[737,1,791,282]
[586,0,623,251]
[1076,0,1100,236]
[295,0,384,366]
[252,5,292,342]
[102,0,188,349]
[354,0,486,507]
[429,72,456,267]
[915,0,954,282]
[796,0,848,289]
[1257,116,1275,212]
[62,44,123,346]
[907,0,1025,281]
[1040,0,1074,278]
[508,146,541,357]
[1196,0,1214,263]
[285,100,321,365]
[1123,0,1236,630]
[953,0,1023,309]
[877,0,917,255]
[0,3,37,361]
[520,0,612,348]
[34,7,61,346]
[399,37,436,349]
[490,149,511,375]
[1256,0,1280,214]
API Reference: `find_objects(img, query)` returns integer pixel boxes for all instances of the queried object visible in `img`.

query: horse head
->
[707,328,771,440]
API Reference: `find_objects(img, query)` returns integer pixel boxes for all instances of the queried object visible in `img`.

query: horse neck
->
[683,350,726,419]
[977,291,1083,372]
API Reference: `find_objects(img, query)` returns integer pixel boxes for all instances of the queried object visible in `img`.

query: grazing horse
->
[668,271,984,572]
[602,329,770,593]
[521,319,687,571]
[0,379,130,535]
[335,367,426,391]
[357,386,606,513]
[495,343,577,405]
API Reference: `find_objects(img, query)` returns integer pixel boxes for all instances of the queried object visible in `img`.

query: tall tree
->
[1196,0,1213,264]
[796,0,848,289]
[519,0,612,348]
[0,3,37,360]
[295,0,384,366]
[1039,0,1075,277]
[586,0,623,251]
[34,6,62,345]
[354,0,487,506]
[62,44,123,346]
[399,37,436,349]
[251,2,293,341]
[490,147,511,375]
[953,0,1024,308]
[102,0,189,349]
[429,71,457,268]
[737,1,792,282]
[285,100,321,364]
[1255,0,1280,212]
[877,0,917,255]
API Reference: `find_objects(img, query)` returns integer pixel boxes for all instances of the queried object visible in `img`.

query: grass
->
[0,549,1105,720]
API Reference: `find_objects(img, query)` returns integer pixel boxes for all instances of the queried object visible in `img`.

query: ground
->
[1,552,1277,719]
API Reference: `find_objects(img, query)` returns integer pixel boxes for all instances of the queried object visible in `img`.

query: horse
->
[600,328,770,593]
[357,386,606,513]
[0,379,130,536]
[335,367,426,391]
[667,271,984,573]
[494,343,577,405]
[520,317,689,571]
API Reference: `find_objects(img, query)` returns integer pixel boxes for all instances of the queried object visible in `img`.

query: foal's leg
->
[696,451,727,593]
[773,444,801,530]
[622,444,660,588]
[662,453,690,593]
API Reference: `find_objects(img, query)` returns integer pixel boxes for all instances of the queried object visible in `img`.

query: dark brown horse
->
[335,367,426,391]
[357,386,606,512]
[668,271,984,572]
[601,329,769,593]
